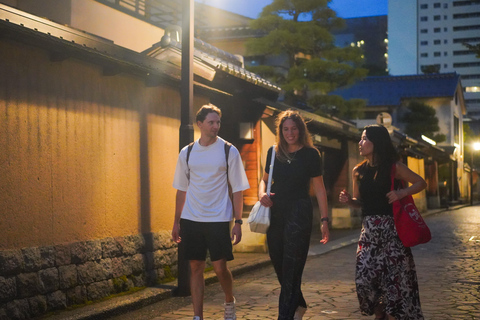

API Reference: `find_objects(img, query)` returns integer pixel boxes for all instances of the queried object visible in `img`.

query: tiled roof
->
[332,73,461,106]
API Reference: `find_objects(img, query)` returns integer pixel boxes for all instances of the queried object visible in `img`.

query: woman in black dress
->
[258,110,330,320]
[339,125,426,320]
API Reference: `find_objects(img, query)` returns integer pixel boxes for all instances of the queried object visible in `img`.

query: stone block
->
[54,244,71,266]
[77,261,97,284]
[66,285,87,306]
[22,247,42,272]
[111,257,124,278]
[40,246,56,269]
[38,267,59,293]
[17,272,40,298]
[120,234,145,256]
[59,265,78,289]
[71,240,102,264]
[101,237,122,258]
[121,256,133,276]
[46,290,66,311]
[0,276,16,302]
[0,250,23,276]
[131,254,145,274]
[98,258,113,280]
[6,299,31,319]
[87,280,113,301]
[28,295,47,317]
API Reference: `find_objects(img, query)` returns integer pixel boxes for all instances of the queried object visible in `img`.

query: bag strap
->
[266,146,276,195]
[186,141,231,181]
[390,163,396,192]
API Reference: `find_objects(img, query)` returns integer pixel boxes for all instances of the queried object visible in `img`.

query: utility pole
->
[176,0,194,297]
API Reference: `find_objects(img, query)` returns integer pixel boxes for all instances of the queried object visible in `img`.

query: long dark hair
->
[275,110,314,162]
[357,125,399,181]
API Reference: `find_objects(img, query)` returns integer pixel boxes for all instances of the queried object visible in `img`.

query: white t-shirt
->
[172,137,250,222]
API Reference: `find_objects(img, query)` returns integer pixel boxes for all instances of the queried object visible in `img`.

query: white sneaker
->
[224,297,236,320]
[293,306,307,320]
[193,317,201,320]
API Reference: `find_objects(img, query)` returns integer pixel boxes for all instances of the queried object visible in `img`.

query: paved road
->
[108,206,480,320]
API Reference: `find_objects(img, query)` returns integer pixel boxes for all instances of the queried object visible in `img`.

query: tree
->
[402,101,445,143]
[245,0,368,118]
[463,42,480,58]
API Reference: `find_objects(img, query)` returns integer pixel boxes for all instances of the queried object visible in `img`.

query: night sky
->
[198,0,388,19]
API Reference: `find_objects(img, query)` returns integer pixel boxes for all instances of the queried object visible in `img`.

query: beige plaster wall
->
[0,38,205,250]
[70,0,164,52]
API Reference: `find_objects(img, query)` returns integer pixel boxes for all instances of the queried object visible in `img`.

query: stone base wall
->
[0,231,177,319]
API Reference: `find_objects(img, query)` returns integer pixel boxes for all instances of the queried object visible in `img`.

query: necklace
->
[287,148,300,164]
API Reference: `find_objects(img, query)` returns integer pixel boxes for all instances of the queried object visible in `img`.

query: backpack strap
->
[224,141,232,180]
[186,142,195,180]
[186,141,232,181]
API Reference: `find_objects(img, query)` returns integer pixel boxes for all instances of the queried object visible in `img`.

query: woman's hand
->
[339,189,352,204]
[259,192,275,207]
[320,222,329,244]
[386,189,406,204]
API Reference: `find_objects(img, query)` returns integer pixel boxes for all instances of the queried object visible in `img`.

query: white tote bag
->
[248,146,275,234]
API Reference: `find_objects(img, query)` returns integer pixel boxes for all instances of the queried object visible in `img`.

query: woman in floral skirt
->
[339,125,426,320]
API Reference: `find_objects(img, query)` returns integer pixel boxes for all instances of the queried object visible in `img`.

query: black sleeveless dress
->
[356,163,424,319]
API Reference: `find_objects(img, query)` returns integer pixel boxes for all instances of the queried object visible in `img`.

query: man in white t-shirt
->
[172,104,249,320]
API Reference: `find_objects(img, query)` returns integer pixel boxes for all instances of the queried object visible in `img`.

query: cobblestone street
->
[107,206,480,320]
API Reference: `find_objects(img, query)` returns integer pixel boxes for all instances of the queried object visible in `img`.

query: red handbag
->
[391,164,431,247]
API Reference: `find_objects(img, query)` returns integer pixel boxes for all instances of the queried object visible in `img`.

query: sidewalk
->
[45,205,466,320]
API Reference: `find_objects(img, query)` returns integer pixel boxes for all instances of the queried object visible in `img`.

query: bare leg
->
[212,259,234,302]
[190,260,206,318]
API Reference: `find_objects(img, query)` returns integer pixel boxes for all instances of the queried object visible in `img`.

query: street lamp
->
[470,142,480,206]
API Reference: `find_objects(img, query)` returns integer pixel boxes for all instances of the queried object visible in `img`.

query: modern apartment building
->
[388,0,480,120]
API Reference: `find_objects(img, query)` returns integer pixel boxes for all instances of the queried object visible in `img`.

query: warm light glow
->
[421,135,436,145]
[473,142,480,151]
[466,86,480,93]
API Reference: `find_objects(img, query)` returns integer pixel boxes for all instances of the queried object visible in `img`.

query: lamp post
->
[176,0,194,297]
[470,142,480,206]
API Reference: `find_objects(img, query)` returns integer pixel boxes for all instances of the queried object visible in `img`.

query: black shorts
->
[179,219,234,262]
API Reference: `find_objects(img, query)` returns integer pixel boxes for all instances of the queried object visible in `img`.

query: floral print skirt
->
[356,215,424,320]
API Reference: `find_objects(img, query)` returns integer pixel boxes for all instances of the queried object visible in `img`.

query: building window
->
[444,39,448,44]
[463,75,480,80]
[454,25,480,31]
[444,52,448,56]
[434,3,441,8]
[454,116,459,144]
[420,4,428,9]
[444,27,448,32]
[444,64,448,68]
[434,52,441,57]
[444,15,448,20]
[421,53,428,57]
[421,29,428,33]
[453,12,480,19]
[454,50,476,55]
[453,37,480,43]
[434,27,441,33]
[434,39,441,45]
[444,3,448,8]
[434,15,441,20]
[421,41,429,45]
[454,61,480,67]
[466,86,480,92]
[421,16,428,21]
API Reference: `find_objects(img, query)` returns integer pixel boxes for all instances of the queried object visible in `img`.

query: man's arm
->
[172,190,186,243]
[231,191,243,245]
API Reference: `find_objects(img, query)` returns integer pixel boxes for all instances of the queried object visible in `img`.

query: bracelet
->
[321,217,329,223]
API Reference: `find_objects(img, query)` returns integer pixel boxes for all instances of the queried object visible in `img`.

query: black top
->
[266,146,323,200]
[358,163,393,217]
